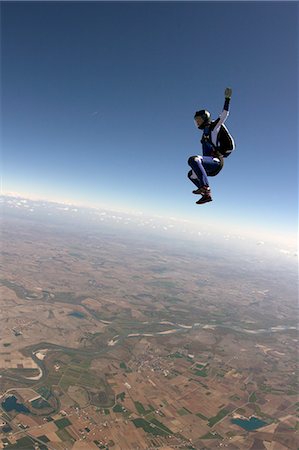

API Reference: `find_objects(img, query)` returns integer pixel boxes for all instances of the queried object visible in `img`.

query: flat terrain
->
[0,197,298,449]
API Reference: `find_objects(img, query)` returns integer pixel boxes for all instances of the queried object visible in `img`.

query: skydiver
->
[187,87,235,205]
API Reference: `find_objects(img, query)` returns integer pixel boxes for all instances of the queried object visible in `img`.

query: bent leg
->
[187,170,202,189]
[187,155,209,188]
[202,156,222,177]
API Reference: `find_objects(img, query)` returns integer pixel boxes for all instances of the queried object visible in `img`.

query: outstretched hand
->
[225,87,232,98]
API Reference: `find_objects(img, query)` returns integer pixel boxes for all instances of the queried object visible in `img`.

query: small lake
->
[2,395,30,413]
[231,416,267,431]
[68,311,85,319]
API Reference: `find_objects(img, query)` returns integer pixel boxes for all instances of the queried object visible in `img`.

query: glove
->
[225,87,232,99]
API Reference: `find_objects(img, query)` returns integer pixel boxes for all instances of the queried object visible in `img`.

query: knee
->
[187,170,193,179]
[188,155,202,166]
[188,155,197,166]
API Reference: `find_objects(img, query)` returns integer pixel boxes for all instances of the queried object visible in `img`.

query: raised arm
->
[223,87,232,111]
[210,88,233,145]
[216,87,232,128]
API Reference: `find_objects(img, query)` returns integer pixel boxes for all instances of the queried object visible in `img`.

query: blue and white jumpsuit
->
[188,98,233,190]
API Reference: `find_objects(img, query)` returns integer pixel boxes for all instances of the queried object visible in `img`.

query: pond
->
[68,311,85,319]
[231,416,267,431]
[2,395,30,413]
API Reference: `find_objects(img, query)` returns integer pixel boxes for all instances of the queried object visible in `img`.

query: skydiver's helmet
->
[194,110,211,129]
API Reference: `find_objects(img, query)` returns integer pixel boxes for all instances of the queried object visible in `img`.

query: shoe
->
[196,194,213,205]
[193,186,211,195]
[192,188,204,195]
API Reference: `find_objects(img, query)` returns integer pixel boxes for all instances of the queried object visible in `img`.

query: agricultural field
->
[0,197,298,449]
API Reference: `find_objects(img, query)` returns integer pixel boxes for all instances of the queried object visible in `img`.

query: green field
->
[196,412,208,420]
[132,418,169,436]
[113,403,125,413]
[150,418,173,434]
[56,428,75,443]
[134,401,147,415]
[178,407,191,416]
[193,368,208,377]
[36,435,50,443]
[196,363,205,368]
[116,392,126,402]
[5,436,48,450]
[54,417,72,429]
[169,352,184,358]
[208,408,230,427]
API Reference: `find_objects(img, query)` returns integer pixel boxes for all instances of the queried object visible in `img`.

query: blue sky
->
[1,1,298,244]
